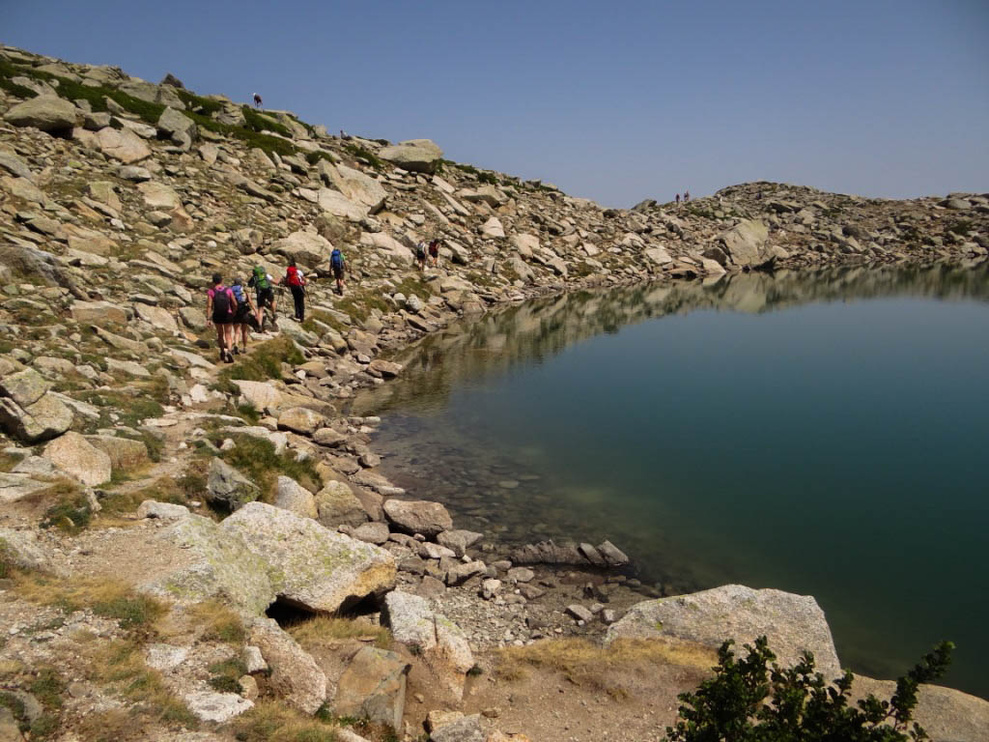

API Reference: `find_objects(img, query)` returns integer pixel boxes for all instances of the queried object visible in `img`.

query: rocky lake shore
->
[1,43,988,741]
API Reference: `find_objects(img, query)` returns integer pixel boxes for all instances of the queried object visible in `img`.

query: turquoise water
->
[356,265,989,698]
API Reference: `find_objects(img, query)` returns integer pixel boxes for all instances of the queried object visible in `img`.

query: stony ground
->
[2,43,988,742]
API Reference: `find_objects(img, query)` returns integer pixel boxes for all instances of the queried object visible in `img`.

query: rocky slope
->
[1,43,987,741]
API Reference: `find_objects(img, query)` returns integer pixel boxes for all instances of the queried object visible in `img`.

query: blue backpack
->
[331,249,344,270]
[231,284,247,304]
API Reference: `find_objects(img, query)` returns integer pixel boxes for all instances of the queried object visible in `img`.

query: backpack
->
[331,249,344,270]
[231,284,247,304]
[251,266,270,290]
[416,242,426,259]
[212,286,232,316]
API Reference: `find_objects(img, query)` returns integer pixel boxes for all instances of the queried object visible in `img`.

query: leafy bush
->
[665,636,953,742]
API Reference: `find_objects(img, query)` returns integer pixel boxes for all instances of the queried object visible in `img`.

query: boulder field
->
[1,43,987,741]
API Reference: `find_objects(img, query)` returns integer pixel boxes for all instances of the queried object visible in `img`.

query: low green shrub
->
[665,636,953,742]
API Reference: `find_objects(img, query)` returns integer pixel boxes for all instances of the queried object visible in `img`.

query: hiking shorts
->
[257,287,274,308]
[332,266,345,279]
[212,310,232,325]
[234,304,253,325]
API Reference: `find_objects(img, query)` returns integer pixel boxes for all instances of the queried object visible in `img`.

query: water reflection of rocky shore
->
[352,262,989,597]
[356,262,989,417]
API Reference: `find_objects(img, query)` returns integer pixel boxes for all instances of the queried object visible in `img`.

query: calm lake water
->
[354,264,989,698]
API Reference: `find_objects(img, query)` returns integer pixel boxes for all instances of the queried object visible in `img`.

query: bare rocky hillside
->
[1,44,987,742]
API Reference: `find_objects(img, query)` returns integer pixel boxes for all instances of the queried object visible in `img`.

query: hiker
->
[206,273,237,363]
[248,265,276,328]
[330,247,347,294]
[230,277,256,355]
[428,239,440,267]
[675,193,681,205]
[283,257,307,322]
[684,190,691,202]
[415,241,427,271]
[253,92,262,108]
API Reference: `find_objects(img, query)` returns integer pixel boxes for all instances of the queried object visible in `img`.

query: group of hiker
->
[675,191,691,205]
[415,239,440,271]
[207,235,442,362]
[205,247,349,363]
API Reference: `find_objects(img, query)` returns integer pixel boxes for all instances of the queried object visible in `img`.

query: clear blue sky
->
[3,0,987,207]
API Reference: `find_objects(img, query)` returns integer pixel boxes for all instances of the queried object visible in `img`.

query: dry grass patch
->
[495,637,716,694]
[189,600,247,645]
[287,615,391,652]
[99,475,190,519]
[234,701,340,742]
[12,574,165,632]
[80,639,198,733]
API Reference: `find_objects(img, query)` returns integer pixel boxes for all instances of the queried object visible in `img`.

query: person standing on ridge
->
[684,190,691,202]
[253,92,263,108]
[206,273,237,363]
[675,193,681,206]
[283,257,307,322]
[330,247,347,295]
[230,277,255,355]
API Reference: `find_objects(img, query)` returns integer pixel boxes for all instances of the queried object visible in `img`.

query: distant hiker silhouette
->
[253,92,263,108]
[675,193,681,205]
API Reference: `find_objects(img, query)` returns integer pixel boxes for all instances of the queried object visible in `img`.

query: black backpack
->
[212,286,232,316]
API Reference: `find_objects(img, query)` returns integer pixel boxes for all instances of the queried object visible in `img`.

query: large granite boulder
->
[96,127,152,164]
[323,163,387,212]
[272,231,332,269]
[605,584,842,679]
[206,458,261,512]
[133,303,178,332]
[277,406,326,436]
[250,618,326,714]
[0,368,49,408]
[84,435,149,472]
[333,646,410,730]
[0,394,73,444]
[4,96,80,134]
[383,499,453,538]
[0,243,73,288]
[383,590,474,701]
[232,380,283,413]
[42,431,112,486]
[0,528,50,572]
[315,480,368,529]
[145,514,274,614]
[274,475,317,519]
[221,502,396,613]
[318,188,366,221]
[718,220,773,268]
[70,300,129,325]
[157,106,197,148]
[378,139,443,174]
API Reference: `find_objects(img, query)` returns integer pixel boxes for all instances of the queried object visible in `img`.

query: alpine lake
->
[351,263,989,699]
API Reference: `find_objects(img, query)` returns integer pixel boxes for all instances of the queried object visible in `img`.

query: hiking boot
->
[232,346,240,356]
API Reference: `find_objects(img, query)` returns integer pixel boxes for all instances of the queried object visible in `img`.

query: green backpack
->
[252,265,270,290]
